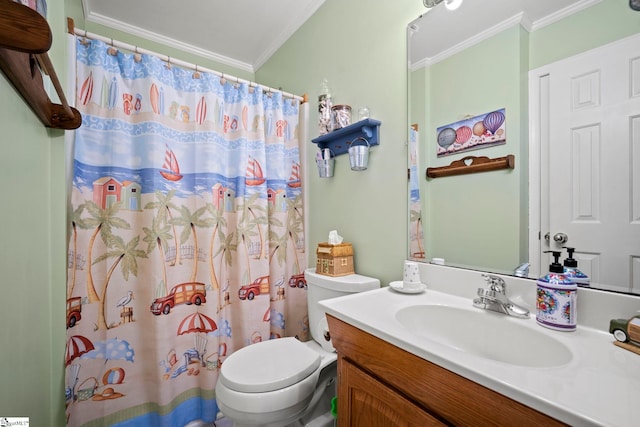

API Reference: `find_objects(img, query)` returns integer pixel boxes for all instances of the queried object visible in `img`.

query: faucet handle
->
[481,274,506,293]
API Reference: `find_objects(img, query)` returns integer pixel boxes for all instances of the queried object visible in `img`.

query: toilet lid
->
[219,337,321,393]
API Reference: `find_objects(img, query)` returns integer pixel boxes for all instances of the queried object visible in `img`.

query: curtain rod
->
[67,18,307,103]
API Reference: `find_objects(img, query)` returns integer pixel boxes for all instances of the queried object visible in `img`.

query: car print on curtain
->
[66,37,308,426]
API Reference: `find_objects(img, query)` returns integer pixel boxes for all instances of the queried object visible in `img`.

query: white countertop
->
[319,285,640,427]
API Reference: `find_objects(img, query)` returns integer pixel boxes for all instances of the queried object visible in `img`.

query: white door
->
[530,34,640,293]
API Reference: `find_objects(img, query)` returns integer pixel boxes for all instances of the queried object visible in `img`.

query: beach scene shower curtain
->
[408,126,425,260]
[65,38,308,426]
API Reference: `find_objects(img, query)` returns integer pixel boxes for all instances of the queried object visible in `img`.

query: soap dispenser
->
[536,251,577,331]
[562,247,590,286]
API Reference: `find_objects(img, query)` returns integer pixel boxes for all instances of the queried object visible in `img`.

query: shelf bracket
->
[0,0,82,130]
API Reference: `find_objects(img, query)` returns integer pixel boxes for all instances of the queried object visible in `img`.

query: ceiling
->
[81,0,326,73]
[409,0,602,68]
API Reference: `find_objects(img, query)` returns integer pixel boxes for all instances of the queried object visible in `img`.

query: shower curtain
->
[65,37,308,426]
[408,126,425,261]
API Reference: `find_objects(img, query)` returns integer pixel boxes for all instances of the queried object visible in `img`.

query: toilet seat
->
[219,337,321,393]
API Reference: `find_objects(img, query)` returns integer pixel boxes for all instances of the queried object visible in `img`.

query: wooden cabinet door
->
[338,359,445,427]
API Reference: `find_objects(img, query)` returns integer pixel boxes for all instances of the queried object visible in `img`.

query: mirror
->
[408,0,640,295]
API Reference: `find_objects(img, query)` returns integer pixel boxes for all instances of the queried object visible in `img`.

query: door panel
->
[538,34,640,293]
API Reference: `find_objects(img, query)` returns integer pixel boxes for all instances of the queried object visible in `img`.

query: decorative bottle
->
[536,251,577,331]
[318,78,333,135]
[562,247,590,287]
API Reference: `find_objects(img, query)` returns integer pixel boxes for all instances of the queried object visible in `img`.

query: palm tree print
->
[410,208,425,257]
[236,205,259,281]
[93,235,147,330]
[267,203,286,267]
[144,190,181,266]
[68,203,86,297]
[215,229,237,285]
[239,193,267,259]
[206,204,228,290]
[286,196,305,275]
[142,216,173,295]
[82,201,131,302]
[170,204,210,282]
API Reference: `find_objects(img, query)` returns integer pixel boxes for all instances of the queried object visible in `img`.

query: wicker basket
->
[316,242,354,276]
[76,377,98,401]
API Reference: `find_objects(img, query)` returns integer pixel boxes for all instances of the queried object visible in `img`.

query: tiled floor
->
[184,417,232,427]
[214,418,232,427]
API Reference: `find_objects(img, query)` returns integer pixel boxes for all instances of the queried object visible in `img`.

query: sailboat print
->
[245,156,265,186]
[159,145,183,181]
[287,162,301,188]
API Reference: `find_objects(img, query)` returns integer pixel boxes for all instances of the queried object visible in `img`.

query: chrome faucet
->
[473,274,530,318]
[513,262,530,278]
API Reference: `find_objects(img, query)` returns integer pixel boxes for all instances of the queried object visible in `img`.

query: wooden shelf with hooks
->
[426,154,515,179]
[0,0,81,129]
[312,118,381,156]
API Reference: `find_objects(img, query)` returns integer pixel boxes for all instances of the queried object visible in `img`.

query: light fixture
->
[423,0,463,9]
[445,0,463,10]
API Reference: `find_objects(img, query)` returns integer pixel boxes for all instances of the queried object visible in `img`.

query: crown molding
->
[412,0,603,69]
[423,13,523,67]
[84,10,255,73]
[530,0,602,32]
[254,0,326,70]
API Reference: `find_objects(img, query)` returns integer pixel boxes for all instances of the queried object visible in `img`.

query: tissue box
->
[316,242,354,276]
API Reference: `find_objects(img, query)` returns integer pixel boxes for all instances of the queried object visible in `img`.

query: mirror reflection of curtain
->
[65,37,308,426]
[409,125,426,260]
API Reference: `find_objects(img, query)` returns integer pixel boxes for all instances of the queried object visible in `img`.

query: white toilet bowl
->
[215,269,380,427]
[216,339,336,427]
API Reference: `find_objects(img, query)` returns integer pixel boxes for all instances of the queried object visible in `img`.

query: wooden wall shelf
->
[426,154,515,179]
[0,0,81,130]
[312,118,381,156]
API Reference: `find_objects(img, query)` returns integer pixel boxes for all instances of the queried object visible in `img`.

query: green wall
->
[530,0,640,69]
[257,0,425,285]
[420,26,529,273]
[407,0,639,274]
[0,2,67,425]
[0,0,637,425]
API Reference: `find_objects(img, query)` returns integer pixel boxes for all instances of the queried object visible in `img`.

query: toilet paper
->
[317,318,335,352]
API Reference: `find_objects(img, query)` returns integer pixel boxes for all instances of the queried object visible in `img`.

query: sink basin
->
[395,305,572,368]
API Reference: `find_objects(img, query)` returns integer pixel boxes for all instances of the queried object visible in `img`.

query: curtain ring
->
[220,73,226,85]
[133,45,142,63]
[193,64,201,79]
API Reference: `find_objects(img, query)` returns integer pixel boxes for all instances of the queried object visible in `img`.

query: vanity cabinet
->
[340,358,444,426]
[327,315,567,427]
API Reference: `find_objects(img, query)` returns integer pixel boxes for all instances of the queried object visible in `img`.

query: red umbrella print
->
[65,335,95,366]
[177,312,218,336]
[172,312,218,377]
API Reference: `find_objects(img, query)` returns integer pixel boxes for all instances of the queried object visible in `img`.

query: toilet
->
[215,268,380,427]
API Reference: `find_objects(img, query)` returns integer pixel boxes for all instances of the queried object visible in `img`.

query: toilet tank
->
[304,268,380,347]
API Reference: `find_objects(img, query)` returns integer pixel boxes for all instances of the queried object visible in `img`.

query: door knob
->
[553,233,568,244]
